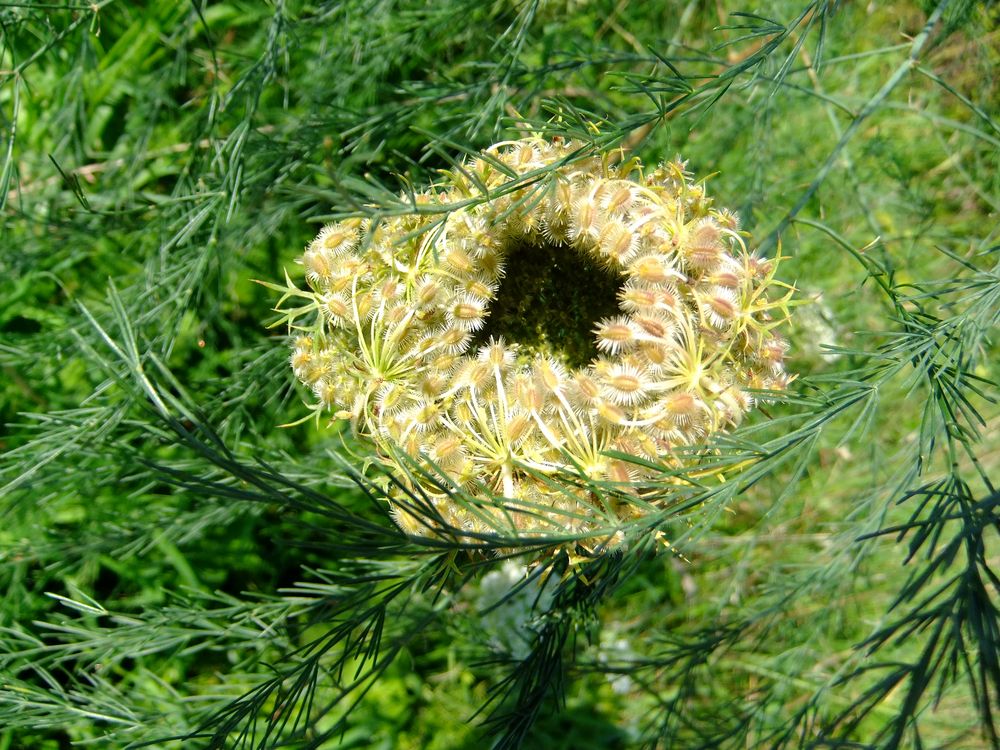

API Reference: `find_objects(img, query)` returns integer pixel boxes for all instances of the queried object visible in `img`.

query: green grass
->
[1,1,998,748]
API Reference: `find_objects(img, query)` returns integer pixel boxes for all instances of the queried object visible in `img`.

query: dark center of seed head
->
[471,238,623,369]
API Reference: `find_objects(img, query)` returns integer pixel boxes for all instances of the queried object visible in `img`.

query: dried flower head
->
[271,137,795,550]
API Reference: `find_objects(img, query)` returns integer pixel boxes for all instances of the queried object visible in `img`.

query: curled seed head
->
[281,136,795,550]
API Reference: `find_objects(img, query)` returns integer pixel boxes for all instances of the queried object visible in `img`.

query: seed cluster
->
[279,137,793,544]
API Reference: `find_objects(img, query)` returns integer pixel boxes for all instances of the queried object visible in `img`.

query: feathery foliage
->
[1,1,998,748]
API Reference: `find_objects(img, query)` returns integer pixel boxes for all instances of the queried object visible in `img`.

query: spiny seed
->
[304,249,335,284]
[689,244,721,269]
[291,348,313,372]
[664,392,699,423]
[420,372,448,396]
[609,373,641,392]
[641,342,669,366]
[749,256,773,278]
[708,295,736,319]
[575,373,600,401]
[465,278,496,299]
[692,221,721,248]
[321,228,352,251]
[572,196,600,241]
[619,285,659,311]
[604,185,634,214]
[608,461,633,484]
[431,436,463,461]
[595,318,636,353]
[450,299,486,331]
[711,270,741,288]
[314,379,339,406]
[445,247,474,274]
[477,250,503,278]
[416,277,442,306]
[596,399,625,424]
[598,221,636,264]
[552,181,573,214]
[687,221,724,268]
[762,338,787,367]
[324,294,349,319]
[478,338,513,368]
[514,374,544,411]
[630,255,677,284]
[514,144,538,169]
[377,382,407,413]
[634,315,671,339]
[438,327,469,353]
[508,414,532,442]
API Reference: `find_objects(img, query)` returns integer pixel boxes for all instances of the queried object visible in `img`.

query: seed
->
[595,399,625,425]
[594,317,637,354]
[303,248,336,285]
[535,357,567,394]
[597,221,637,265]
[573,373,600,402]
[324,293,350,321]
[444,247,474,274]
[604,184,634,215]
[630,254,679,284]
[570,192,601,243]
[415,276,443,307]
[600,363,651,406]
[449,296,487,331]
[634,314,672,340]
[663,392,700,425]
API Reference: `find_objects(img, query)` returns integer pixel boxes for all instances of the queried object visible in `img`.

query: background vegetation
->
[1,1,998,748]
